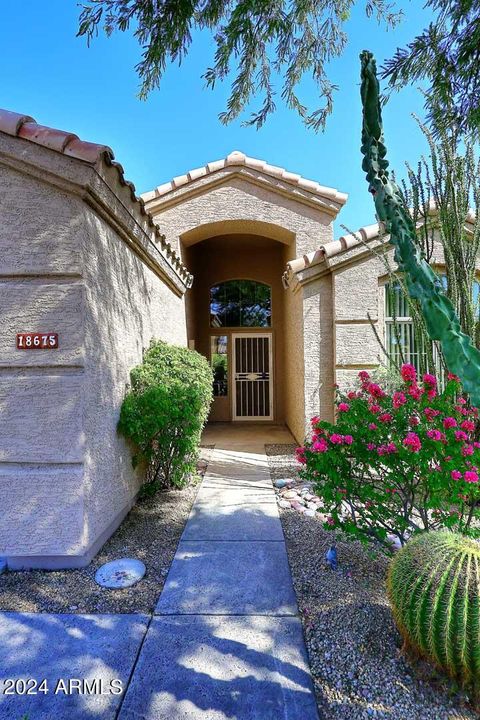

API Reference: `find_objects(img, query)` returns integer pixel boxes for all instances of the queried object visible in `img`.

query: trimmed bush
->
[388,531,480,693]
[118,340,213,489]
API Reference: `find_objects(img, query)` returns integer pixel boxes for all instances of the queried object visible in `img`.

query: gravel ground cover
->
[266,443,476,720]
[0,446,214,614]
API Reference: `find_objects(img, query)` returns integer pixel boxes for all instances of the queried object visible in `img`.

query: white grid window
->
[384,282,428,371]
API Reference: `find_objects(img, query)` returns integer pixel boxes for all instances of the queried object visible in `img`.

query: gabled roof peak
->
[141,150,348,208]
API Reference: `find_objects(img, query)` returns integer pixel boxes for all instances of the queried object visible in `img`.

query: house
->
[0,108,460,568]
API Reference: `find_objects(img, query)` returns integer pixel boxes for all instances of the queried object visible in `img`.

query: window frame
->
[209,278,273,329]
[210,334,229,398]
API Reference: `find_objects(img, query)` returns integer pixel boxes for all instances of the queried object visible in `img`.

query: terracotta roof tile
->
[284,209,477,288]
[142,149,348,206]
[0,108,114,164]
[0,109,35,135]
[0,107,192,287]
[286,223,383,277]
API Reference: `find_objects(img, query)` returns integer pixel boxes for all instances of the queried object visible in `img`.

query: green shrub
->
[388,531,480,694]
[118,340,213,489]
[299,366,480,548]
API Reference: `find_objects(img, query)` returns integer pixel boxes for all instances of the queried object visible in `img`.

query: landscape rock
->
[266,443,475,720]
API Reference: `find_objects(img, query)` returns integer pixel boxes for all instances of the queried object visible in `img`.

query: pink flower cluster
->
[401,364,417,383]
[427,429,445,442]
[367,383,385,399]
[312,438,329,453]
[452,469,479,483]
[330,433,353,446]
[403,432,422,453]
[393,392,407,409]
[424,407,440,421]
[295,446,306,464]
[377,442,398,456]
[443,417,457,429]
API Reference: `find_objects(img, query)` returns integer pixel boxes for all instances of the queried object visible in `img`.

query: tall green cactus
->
[359,50,480,407]
[388,531,480,690]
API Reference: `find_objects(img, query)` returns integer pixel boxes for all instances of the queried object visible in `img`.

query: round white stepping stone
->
[95,558,146,589]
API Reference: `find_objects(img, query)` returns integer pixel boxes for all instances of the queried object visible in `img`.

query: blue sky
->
[0,1,432,235]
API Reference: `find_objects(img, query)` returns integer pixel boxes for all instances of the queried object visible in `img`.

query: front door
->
[232,334,273,420]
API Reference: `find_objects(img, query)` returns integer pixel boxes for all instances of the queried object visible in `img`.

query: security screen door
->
[232,334,273,420]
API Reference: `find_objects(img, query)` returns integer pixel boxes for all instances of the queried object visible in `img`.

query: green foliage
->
[298,366,480,549]
[400,122,480,347]
[118,340,213,489]
[77,0,400,130]
[360,50,480,409]
[388,531,480,694]
[383,0,480,138]
[373,121,480,378]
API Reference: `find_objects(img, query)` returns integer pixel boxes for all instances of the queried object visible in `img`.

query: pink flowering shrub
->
[298,366,480,548]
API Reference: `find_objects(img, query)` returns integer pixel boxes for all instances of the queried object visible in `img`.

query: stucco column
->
[302,274,335,437]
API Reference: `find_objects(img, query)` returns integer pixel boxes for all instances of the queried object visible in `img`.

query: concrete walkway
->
[119,424,319,719]
[0,425,319,720]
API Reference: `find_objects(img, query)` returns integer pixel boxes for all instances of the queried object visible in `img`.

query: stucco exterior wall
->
[306,274,335,428]
[81,208,186,550]
[283,283,305,442]
[328,233,454,394]
[288,272,335,441]
[0,137,188,568]
[0,162,87,563]
[148,173,336,258]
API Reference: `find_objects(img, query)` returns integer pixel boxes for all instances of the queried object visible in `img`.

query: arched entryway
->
[182,233,287,424]
[142,149,348,440]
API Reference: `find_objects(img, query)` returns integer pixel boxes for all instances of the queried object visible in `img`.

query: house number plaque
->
[16,333,58,350]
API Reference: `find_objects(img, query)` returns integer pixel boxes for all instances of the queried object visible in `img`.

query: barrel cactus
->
[388,531,480,691]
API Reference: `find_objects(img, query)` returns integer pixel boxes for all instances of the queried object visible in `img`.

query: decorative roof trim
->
[141,150,348,207]
[0,108,192,288]
[286,223,381,279]
[283,208,478,289]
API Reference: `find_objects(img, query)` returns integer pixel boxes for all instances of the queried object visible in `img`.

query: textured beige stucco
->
[0,282,85,367]
[283,280,305,442]
[335,323,382,367]
[81,208,186,548]
[306,274,335,427]
[0,135,187,567]
[0,466,85,556]
[0,163,83,275]
[146,169,341,444]
[147,173,335,258]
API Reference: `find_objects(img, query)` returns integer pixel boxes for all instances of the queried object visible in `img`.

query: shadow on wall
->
[0,204,185,565]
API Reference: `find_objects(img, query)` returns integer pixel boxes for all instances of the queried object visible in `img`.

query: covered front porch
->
[143,150,348,441]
